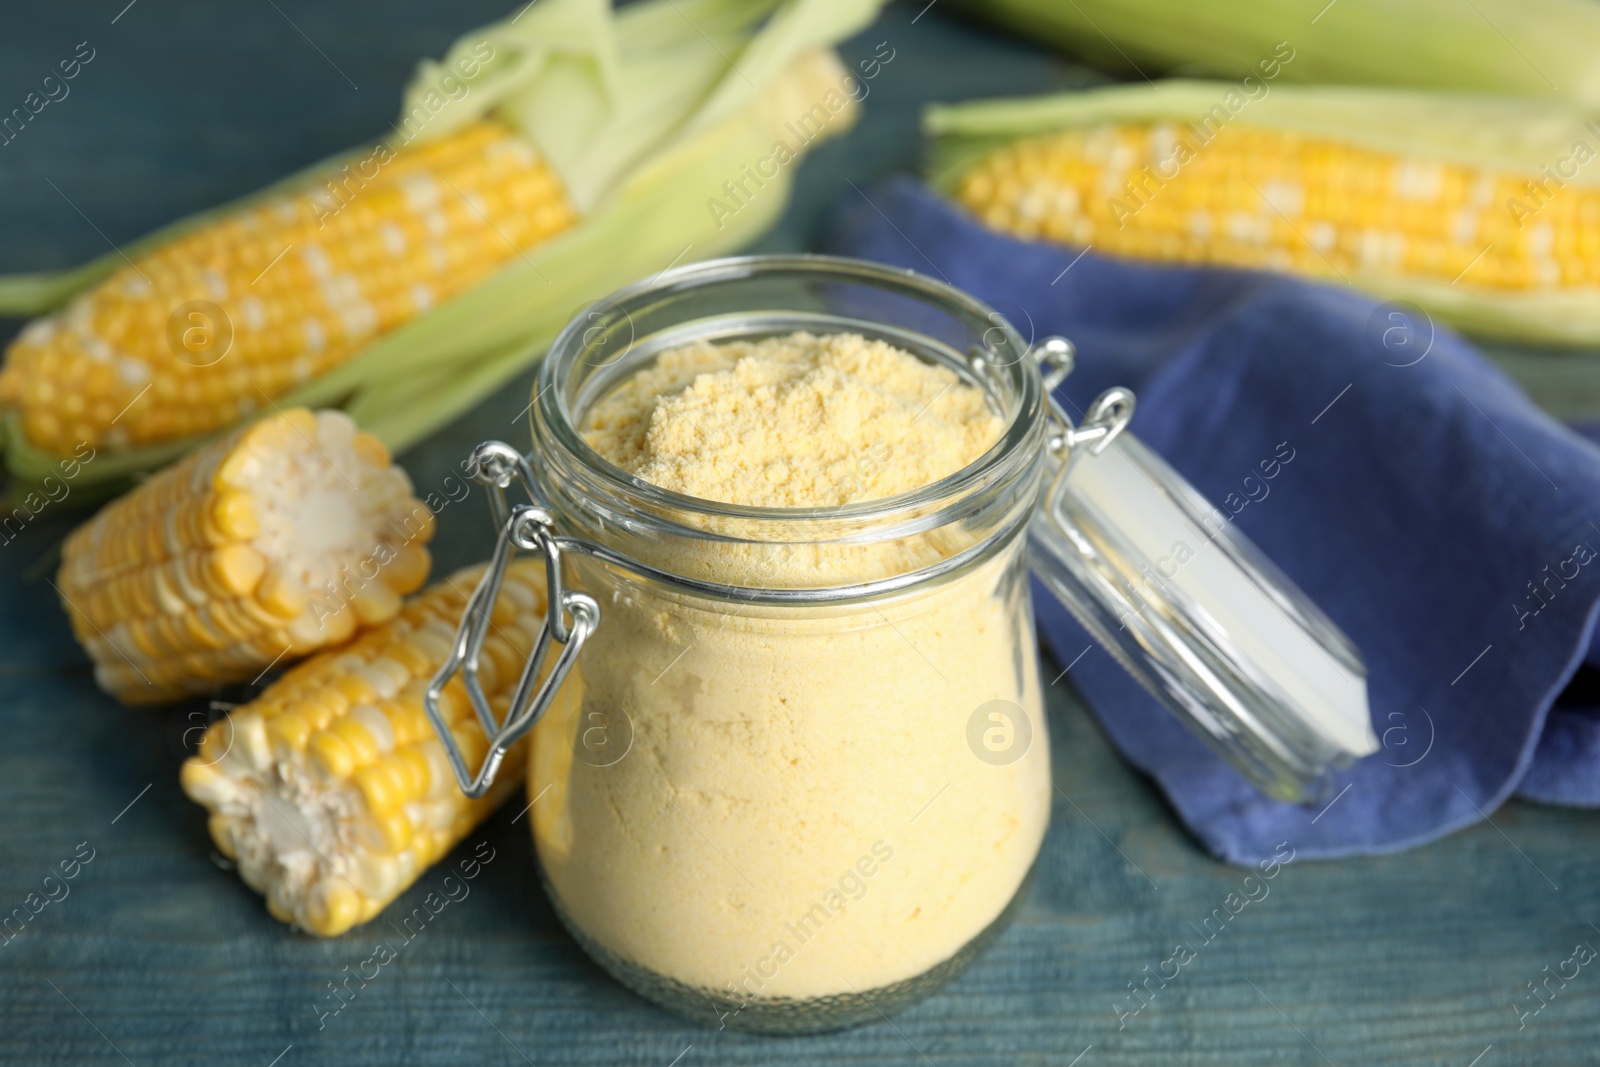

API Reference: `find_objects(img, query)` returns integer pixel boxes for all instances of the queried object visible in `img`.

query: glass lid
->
[1029,406,1376,802]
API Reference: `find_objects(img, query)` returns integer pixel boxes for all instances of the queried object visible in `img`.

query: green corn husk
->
[0,0,882,504]
[927,80,1600,347]
[952,0,1600,107]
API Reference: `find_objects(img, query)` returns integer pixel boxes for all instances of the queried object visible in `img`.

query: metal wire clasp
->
[422,441,600,798]
[1030,336,1135,463]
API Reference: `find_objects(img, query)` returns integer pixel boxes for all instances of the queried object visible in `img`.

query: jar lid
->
[1030,381,1376,802]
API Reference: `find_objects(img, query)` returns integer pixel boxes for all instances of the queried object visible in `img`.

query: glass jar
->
[422,256,1375,1033]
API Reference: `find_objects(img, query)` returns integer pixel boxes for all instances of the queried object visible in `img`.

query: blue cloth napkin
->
[825,178,1600,864]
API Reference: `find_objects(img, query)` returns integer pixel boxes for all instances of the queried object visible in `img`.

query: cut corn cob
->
[0,0,883,504]
[58,408,432,704]
[928,82,1600,345]
[0,120,576,455]
[180,560,547,936]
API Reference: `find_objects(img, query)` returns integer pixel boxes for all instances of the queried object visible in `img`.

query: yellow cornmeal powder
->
[531,330,1050,1005]
[582,331,1003,508]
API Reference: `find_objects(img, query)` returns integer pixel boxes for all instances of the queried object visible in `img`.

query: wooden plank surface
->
[1,2,1597,1064]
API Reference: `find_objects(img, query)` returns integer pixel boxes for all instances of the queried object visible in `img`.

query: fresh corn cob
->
[928,82,1600,345]
[958,122,1578,288]
[0,0,883,504]
[57,408,432,704]
[0,120,575,455]
[180,560,547,936]
[955,0,1600,107]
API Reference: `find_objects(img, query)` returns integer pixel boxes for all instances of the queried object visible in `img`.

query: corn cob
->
[57,408,432,704]
[0,120,575,455]
[180,560,546,936]
[0,0,883,504]
[928,82,1600,345]
[957,122,1583,290]
[955,0,1600,107]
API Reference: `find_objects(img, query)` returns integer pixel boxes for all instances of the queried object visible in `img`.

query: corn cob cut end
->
[180,561,547,936]
[58,408,434,705]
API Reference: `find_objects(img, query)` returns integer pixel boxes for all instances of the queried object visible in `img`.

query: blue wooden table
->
[2,3,1598,1064]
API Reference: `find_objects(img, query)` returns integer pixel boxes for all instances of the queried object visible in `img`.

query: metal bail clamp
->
[422,441,601,798]
[1028,335,1137,465]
